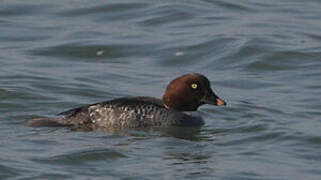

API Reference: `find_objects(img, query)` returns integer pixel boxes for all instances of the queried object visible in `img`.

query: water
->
[1,0,321,179]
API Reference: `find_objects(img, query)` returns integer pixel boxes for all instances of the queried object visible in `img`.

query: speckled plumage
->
[28,97,204,128]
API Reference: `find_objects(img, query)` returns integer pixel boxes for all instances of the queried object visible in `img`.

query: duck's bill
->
[215,98,226,106]
[202,94,226,106]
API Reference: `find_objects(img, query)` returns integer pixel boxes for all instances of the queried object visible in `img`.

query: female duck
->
[26,73,226,128]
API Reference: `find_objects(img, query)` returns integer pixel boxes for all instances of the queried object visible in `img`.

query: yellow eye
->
[191,83,198,89]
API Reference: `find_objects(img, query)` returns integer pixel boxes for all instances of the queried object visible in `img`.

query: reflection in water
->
[161,131,217,177]
[159,126,203,141]
[70,125,204,141]
[31,148,126,166]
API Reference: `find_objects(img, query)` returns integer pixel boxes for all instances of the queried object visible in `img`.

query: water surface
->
[1,0,321,179]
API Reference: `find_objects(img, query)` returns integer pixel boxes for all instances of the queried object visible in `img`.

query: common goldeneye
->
[26,73,226,128]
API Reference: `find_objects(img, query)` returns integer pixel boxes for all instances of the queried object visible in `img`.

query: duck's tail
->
[25,117,69,127]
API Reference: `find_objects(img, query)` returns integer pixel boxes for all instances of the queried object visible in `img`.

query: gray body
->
[28,97,204,128]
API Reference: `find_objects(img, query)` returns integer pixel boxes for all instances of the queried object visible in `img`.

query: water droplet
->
[96,50,104,56]
[175,52,184,56]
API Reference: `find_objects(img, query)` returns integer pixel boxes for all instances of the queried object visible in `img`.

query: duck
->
[26,73,226,128]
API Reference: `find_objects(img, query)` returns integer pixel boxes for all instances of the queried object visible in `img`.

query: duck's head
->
[162,73,226,111]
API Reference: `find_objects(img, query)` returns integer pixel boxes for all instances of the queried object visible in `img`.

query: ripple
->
[32,148,126,166]
[212,0,254,12]
[137,5,196,27]
[28,43,158,61]
[0,3,55,17]
[0,164,20,179]
[57,3,149,19]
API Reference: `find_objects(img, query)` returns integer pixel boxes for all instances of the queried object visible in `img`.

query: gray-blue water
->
[1,0,321,179]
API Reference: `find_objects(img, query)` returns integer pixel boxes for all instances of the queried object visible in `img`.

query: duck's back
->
[60,97,170,128]
[27,97,204,128]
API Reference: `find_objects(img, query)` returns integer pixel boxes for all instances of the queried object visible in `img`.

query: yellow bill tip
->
[216,98,226,106]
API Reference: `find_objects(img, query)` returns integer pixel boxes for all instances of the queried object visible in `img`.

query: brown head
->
[162,73,226,111]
